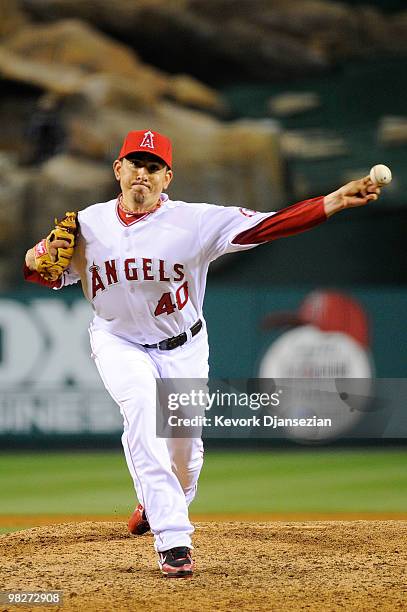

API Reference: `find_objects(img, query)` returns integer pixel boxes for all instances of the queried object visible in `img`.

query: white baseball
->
[369,164,392,185]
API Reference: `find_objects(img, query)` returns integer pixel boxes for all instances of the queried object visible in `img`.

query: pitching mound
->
[1,521,406,611]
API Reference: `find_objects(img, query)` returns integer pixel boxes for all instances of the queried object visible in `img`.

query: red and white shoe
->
[158,546,194,578]
[128,504,150,535]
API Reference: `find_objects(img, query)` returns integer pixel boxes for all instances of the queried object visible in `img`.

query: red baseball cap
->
[262,290,370,348]
[118,129,172,168]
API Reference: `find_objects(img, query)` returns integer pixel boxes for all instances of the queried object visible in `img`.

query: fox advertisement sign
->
[0,296,122,437]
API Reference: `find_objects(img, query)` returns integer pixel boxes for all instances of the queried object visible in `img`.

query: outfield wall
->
[0,286,406,444]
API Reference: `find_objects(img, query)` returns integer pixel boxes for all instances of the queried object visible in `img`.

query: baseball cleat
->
[157,546,194,578]
[128,503,150,535]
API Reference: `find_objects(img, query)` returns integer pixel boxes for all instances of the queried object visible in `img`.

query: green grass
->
[0,452,134,515]
[0,527,22,534]
[198,449,407,513]
[0,449,406,520]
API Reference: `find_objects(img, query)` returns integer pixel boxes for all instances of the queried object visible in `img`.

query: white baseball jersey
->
[62,194,271,345]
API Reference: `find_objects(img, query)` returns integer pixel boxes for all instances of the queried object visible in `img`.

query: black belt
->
[143,319,202,351]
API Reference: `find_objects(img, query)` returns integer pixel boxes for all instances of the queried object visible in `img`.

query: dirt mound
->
[1,521,406,611]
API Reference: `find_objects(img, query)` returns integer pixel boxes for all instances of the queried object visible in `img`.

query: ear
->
[163,169,173,190]
[113,159,122,181]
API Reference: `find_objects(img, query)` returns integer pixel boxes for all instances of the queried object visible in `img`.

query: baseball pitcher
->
[24,130,382,578]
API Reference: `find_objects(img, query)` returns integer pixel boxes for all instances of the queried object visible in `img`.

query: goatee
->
[133,190,146,204]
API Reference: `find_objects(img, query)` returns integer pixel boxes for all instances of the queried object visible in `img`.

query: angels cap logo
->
[118,129,173,167]
[140,130,155,149]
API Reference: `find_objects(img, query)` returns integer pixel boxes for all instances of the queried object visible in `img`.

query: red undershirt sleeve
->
[23,263,63,289]
[231,197,327,245]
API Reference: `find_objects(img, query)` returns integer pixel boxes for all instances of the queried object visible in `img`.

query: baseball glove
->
[34,211,78,281]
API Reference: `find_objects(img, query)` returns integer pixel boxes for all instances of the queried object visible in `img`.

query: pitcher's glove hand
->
[34,212,78,281]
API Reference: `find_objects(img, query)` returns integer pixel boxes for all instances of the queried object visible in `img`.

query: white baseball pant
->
[89,324,209,552]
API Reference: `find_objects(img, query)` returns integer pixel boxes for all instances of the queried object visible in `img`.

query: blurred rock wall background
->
[1,0,407,287]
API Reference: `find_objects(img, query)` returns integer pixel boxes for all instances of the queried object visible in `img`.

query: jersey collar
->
[116,193,169,226]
